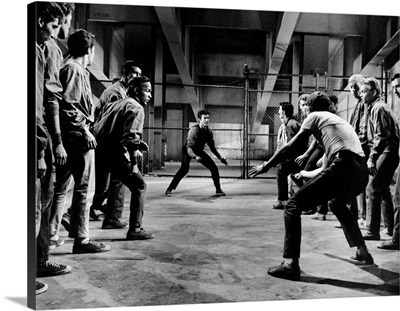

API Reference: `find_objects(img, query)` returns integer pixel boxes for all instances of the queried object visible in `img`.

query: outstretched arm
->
[248,128,311,178]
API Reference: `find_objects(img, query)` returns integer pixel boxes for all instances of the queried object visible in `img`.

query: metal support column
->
[243,64,250,179]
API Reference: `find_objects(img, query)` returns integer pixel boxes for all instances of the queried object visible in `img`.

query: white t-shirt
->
[301,111,365,162]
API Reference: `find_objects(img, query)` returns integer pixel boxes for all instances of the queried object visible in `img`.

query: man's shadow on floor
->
[299,253,399,295]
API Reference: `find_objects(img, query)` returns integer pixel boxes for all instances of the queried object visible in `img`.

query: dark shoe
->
[61,213,70,232]
[267,261,301,281]
[363,233,380,241]
[37,261,72,277]
[49,237,64,250]
[165,189,172,197]
[349,251,374,265]
[89,207,102,221]
[102,218,128,229]
[126,228,155,240]
[377,240,399,250]
[72,238,110,254]
[36,281,48,295]
[272,201,285,210]
[216,190,226,196]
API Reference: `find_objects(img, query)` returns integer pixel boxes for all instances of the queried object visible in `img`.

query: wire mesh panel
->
[144,83,246,178]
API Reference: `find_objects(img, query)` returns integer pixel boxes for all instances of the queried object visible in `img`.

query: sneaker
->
[49,237,65,250]
[72,238,110,254]
[102,218,128,229]
[126,228,155,240]
[358,218,366,227]
[36,281,48,295]
[302,208,317,215]
[377,240,399,250]
[37,261,72,277]
[61,213,70,232]
[89,207,102,221]
[272,201,285,210]
[382,228,393,236]
[309,212,326,221]
[165,189,172,197]
[267,261,301,281]
[216,190,226,196]
[349,251,374,265]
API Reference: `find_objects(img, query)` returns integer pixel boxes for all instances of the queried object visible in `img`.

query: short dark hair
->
[279,102,294,118]
[122,60,141,75]
[127,76,151,96]
[67,29,95,58]
[197,109,210,119]
[307,91,331,112]
[37,2,63,23]
[391,73,400,81]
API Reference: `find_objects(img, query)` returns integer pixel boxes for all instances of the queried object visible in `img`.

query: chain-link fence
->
[93,72,394,180]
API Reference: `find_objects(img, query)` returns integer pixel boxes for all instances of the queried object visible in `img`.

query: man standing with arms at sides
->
[377,73,400,250]
[43,2,75,250]
[272,102,305,210]
[90,61,142,226]
[54,29,110,254]
[348,74,367,226]
[34,1,72,295]
[360,77,399,241]
[92,76,154,240]
[165,109,228,197]
[249,91,373,281]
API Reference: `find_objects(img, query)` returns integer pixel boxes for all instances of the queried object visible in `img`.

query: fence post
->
[243,65,250,179]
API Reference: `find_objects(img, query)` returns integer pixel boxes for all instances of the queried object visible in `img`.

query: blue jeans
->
[366,152,399,236]
[283,151,368,259]
[52,138,94,240]
[168,149,222,192]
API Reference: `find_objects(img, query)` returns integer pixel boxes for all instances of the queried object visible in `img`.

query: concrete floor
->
[36,177,399,310]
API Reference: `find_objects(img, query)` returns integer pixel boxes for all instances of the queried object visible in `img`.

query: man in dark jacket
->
[165,109,228,197]
[92,76,154,240]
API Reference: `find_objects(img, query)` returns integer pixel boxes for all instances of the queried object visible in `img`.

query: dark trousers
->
[168,150,221,192]
[393,163,400,244]
[283,151,368,259]
[366,151,399,235]
[277,160,302,201]
[92,149,126,220]
[37,141,54,266]
[99,153,147,229]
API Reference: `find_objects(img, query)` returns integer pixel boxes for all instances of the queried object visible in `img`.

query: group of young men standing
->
[34,1,399,295]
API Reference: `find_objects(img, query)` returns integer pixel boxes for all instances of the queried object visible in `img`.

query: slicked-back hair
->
[122,60,141,75]
[307,91,331,112]
[348,74,364,85]
[197,109,210,119]
[67,29,95,58]
[37,2,63,23]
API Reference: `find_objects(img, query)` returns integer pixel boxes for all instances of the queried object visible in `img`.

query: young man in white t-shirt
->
[249,91,374,281]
